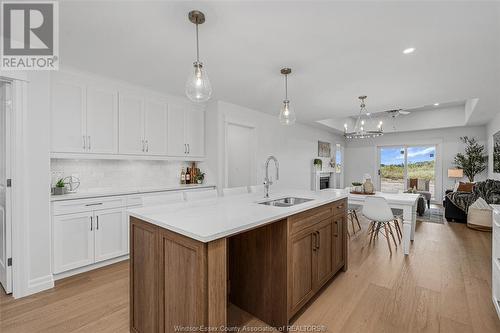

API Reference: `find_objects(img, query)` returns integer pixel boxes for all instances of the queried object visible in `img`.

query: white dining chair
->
[222,186,249,196]
[142,192,185,207]
[362,196,398,254]
[183,189,218,201]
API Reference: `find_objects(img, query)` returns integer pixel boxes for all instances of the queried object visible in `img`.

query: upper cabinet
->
[167,103,205,158]
[50,71,205,160]
[51,74,118,154]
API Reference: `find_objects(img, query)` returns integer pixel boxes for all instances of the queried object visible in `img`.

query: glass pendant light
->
[279,68,296,125]
[185,10,212,103]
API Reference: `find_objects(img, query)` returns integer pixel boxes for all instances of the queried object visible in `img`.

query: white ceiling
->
[59,1,500,130]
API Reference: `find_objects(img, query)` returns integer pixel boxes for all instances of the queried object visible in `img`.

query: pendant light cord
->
[196,23,200,63]
[285,74,288,100]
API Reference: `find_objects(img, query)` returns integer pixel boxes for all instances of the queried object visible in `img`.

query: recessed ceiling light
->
[433,103,440,106]
[403,47,415,54]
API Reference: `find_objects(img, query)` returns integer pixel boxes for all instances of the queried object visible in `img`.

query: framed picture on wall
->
[494,131,500,173]
[318,141,331,157]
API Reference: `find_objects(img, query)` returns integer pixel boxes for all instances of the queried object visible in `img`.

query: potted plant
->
[352,182,363,193]
[195,172,205,184]
[54,178,66,195]
[313,158,322,171]
[454,136,488,182]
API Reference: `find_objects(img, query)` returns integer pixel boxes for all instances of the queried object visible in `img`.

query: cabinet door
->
[333,216,345,272]
[53,212,94,274]
[94,208,128,263]
[167,103,186,156]
[86,86,118,154]
[315,219,334,288]
[144,99,168,155]
[119,93,144,154]
[185,107,205,157]
[51,79,86,153]
[289,230,315,313]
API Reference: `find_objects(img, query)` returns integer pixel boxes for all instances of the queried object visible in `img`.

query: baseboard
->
[53,255,129,281]
[20,274,55,298]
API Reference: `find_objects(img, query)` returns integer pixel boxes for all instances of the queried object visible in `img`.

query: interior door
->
[144,99,168,155]
[185,107,205,157]
[50,78,86,153]
[118,93,145,154]
[86,86,118,154]
[94,208,127,263]
[53,212,94,274]
[0,81,12,293]
[167,103,186,156]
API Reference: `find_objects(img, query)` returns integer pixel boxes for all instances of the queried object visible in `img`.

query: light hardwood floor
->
[1,217,499,333]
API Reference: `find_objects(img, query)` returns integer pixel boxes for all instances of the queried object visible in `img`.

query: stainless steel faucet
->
[263,156,279,198]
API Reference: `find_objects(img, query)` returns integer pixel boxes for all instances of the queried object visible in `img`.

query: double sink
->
[258,197,313,207]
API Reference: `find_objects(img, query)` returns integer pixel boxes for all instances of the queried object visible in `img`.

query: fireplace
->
[320,176,330,190]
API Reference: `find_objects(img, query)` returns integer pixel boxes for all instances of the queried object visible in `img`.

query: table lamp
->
[448,168,463,184]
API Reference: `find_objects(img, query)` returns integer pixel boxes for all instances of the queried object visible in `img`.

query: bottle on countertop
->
[181,168,186,184]
[186,167,191,183]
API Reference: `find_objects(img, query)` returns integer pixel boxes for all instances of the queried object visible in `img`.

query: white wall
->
[344,126,487,201]
[487,112,500,180]
[206,101,344,193]
[51,159,190,190]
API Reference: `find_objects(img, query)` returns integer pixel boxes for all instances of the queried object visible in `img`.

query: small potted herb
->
[351,182,363,193]
[313,158,322,171]
[54,178,66,195]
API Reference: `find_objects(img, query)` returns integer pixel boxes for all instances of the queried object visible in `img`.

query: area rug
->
[417,206,444,224]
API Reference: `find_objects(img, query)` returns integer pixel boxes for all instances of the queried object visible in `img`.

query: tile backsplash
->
[51,159,192,190]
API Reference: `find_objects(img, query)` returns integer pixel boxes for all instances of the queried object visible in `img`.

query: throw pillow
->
[457,182,474,192]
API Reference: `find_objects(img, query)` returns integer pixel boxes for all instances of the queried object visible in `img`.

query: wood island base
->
[130,199,347,332]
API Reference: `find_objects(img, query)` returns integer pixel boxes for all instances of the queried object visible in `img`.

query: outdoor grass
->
[380,161,435,181]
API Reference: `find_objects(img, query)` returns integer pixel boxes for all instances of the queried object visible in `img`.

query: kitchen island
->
[128,189,348,332]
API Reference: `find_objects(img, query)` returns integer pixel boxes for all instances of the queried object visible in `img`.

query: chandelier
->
[344,96,383,139]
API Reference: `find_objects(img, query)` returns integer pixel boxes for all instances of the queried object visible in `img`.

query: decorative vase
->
[54,187,66,195]
[363,179,374,194]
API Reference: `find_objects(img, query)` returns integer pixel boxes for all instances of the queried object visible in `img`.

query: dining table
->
[346,190,420,255]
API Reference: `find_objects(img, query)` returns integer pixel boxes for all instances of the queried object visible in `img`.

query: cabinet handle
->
[96,216,99,230]
[316,231,320,249]
[82,135,86,150]
[184,144,187,154]
[85,202,103,207]
[90,216,93,231]
[334,220,339,237]
[312,232,317,251]
[141,139,144,152]
[146,140,149,152]
[187,144,190,154]
[87,136,91,150]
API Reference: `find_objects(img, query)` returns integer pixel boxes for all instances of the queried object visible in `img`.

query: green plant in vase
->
[313,158,322,171]
[454,136,487,182]
[54,178,66,195]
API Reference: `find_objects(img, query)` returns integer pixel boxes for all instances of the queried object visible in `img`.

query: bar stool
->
[347,203,362,237]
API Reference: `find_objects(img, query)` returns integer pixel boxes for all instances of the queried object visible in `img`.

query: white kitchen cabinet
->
[119,93,145,154]
[167,102,205,157]
[94,208,128,263]
[144,99,168,155]
[53,211,94,274]
[51,75,118,154]
[86,86,118,154]
[51,79,86,153]
[185,106,205,157]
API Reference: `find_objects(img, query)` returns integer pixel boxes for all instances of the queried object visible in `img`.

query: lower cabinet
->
[53,211,95,274]
[53,207,128,274]
[94,208,128,263]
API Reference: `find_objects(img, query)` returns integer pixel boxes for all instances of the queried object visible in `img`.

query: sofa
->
[444,179,500,222]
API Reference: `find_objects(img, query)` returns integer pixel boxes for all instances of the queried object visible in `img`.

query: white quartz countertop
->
[50,183,216,202]
[128,188,348,243]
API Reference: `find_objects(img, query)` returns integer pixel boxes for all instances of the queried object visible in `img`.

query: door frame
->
[223,117,257,189]
[0,74,31,298]
[375,140,443,202]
